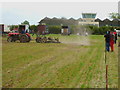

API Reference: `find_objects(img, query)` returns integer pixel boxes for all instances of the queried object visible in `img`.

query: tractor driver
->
[21,28,25,34]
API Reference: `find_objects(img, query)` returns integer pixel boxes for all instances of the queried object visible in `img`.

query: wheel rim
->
[20,36,27,43]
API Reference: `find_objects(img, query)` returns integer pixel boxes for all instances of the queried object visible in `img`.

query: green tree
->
[88,26,114,35]
[109,13,120,19]
[10,25,18,31]
[21,20,30,25]
[48,25,61,34]
[29,25,37,33]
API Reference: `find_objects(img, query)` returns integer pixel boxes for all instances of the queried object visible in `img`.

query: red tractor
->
[7,25,31,43]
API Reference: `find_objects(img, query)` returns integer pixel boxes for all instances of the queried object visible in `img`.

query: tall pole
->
[105,48,106,64]
[105,41,107,64]
[105,40,108,90]
[106,65,108,90]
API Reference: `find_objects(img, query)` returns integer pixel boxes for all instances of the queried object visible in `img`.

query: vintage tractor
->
[35,25,60,43]
[7,25,31,43]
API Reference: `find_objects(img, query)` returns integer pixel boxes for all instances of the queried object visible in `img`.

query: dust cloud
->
[60,36,90,46]
[60,25,91,46]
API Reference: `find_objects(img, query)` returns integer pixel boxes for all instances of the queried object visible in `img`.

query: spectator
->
[104,31,111,52]
[110,31,115,52]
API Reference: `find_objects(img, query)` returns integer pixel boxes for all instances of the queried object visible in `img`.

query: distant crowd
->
[104,31,117,52]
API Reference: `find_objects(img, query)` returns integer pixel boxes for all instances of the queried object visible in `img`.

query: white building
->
[0,24,11,33]
[78,13,99,27]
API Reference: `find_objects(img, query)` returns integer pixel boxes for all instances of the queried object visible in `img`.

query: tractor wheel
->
[19,34,29,43]
[26,37,31,42]
[7,36,13,42]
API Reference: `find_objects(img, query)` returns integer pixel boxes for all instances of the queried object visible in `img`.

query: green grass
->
[2,34,118,88]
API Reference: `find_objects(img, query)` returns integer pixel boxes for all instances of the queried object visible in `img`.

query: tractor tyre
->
[26,36,31,42]
[7,36,13,42]
[19,34,29,43]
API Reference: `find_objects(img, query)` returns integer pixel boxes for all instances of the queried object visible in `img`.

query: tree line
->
[10,24,120,35]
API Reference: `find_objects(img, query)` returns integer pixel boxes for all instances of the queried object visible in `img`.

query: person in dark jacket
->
[21,28,25,34]
[104,31,111,52]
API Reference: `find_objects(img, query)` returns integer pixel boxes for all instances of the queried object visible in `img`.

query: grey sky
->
[0,2,118,25]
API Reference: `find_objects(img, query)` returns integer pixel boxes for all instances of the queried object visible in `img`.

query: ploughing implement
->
[35,24,60,43]
[36,36,60,43]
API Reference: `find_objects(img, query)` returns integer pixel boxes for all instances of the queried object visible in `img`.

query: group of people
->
[104,31,117,52]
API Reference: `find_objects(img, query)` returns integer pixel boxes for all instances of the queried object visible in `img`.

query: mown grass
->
[2,34,118,88]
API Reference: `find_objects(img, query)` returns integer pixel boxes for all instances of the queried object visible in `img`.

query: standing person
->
[104,31,111,52]
[110,31,115,52]
[113,31,117,44]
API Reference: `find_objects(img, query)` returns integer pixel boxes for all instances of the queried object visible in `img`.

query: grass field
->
[2,34,118,88]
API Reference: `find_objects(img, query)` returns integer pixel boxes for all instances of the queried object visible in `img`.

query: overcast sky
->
[0,2,118,25]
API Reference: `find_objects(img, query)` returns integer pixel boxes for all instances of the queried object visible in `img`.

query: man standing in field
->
[110,31,115,52]
[104,31,111,52]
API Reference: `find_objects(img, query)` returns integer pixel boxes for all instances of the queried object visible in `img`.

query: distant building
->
[95,18,120,27]
[39,14,120,27]
[78,13,99,27]
[61,26,70,35]
[39,17,78,25]
[37,25,47,35]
